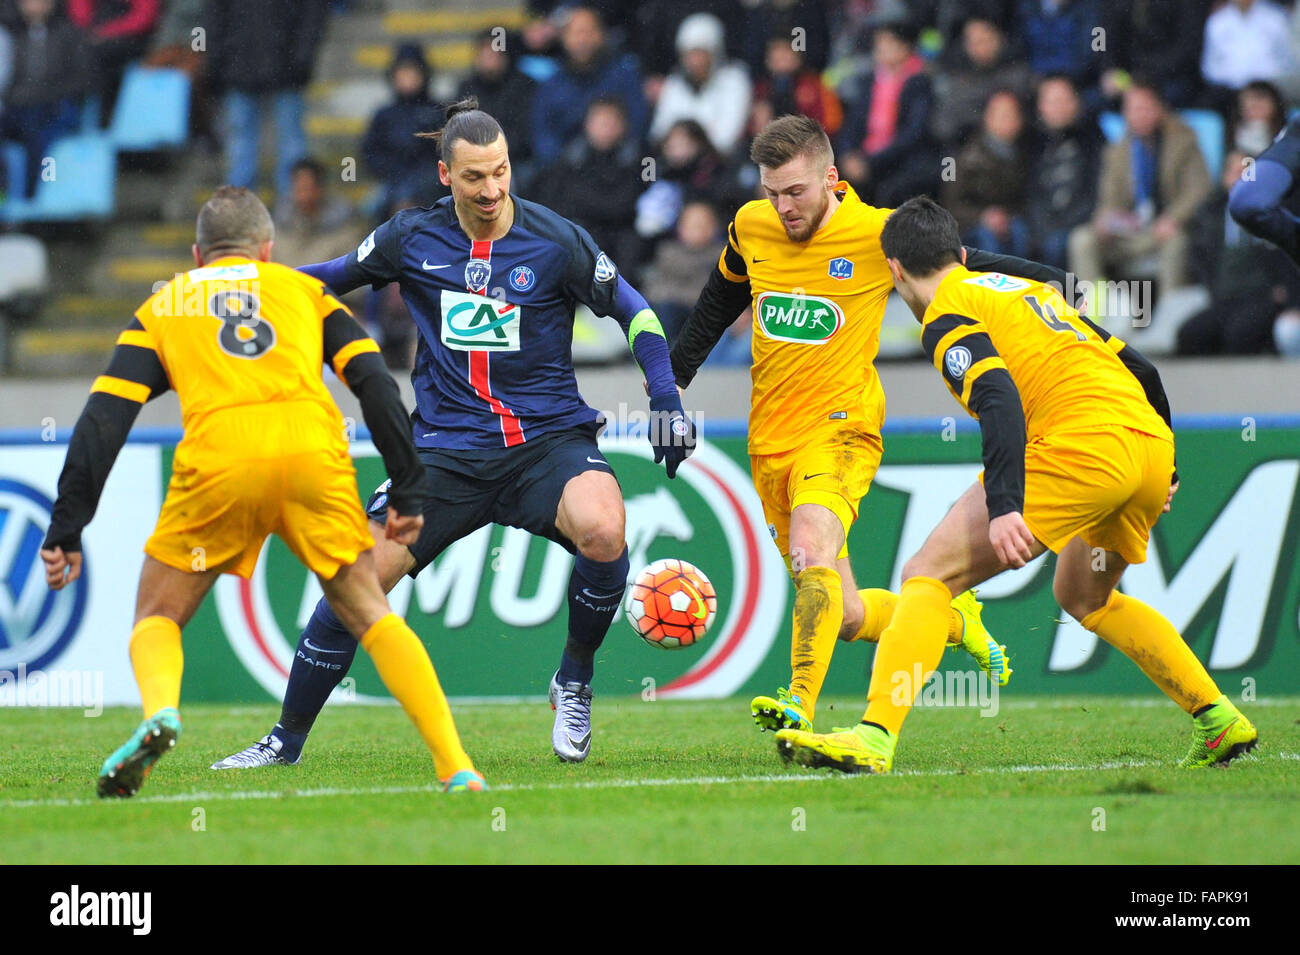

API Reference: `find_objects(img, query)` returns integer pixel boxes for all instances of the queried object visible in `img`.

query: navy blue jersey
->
[337,195,620,449]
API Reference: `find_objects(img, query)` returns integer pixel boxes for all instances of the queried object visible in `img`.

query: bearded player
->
[213,99,692,769]
[671,115,1070,735]
[777,197,1257,773]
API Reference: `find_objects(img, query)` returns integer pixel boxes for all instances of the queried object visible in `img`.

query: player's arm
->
[299,215,405,295]
[669,221,752,389]
[323,308,430,537]
[924,315,1032,563]
[41,319,171,586]
[609,274,696,477]
[564,221,697,477]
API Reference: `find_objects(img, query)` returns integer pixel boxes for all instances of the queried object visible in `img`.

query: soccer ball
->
[625,558,717,649]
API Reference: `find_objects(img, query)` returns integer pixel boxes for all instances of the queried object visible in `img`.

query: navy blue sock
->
[558,547,629,686]
[274,597,358,758]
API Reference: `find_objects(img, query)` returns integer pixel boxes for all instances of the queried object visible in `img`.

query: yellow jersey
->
[104,257,367,437]
[921,265,1172,442]
[725,182,893,454]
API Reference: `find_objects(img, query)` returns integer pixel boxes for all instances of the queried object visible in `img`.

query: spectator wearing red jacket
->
[67,0,160,124]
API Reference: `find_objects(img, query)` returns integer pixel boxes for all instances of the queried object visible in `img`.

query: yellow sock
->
[851,588,965,645]
[863,576,952,736]
[360,613,475,779]
[129,615,183,718]
[788,565,843,720]
[1081,592,1220,714]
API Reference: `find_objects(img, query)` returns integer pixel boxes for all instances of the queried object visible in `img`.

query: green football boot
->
[1179,696,1258,768]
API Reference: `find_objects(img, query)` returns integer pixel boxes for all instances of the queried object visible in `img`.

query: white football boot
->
[210,734,300,770]
[548,672,593,763]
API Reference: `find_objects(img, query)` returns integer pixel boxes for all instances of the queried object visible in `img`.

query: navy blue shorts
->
[365,424,617,576]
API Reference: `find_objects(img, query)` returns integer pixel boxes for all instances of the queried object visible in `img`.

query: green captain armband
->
[627,308,666,350]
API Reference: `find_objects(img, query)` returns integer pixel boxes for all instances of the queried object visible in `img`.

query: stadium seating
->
[0,134,117,224]
[109,66,192,152]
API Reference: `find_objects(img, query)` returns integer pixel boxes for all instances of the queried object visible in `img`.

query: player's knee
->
[573,517,626,564]
[1053,577,1107,623]
[788,537,838,571]
[838,600,864,642]
[900,553,937,583]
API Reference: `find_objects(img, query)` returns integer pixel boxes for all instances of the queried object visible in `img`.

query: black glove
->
[648,392,696,478]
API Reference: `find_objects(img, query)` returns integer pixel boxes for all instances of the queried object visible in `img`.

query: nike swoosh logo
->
[582,587,624,600]
[303,638,348,654]
[753,257,769,263]
[1206,721,1236,749]
[567,733,592,749]
[422,260,452,270]
[678,580,707,621]
[803,472,830,480]
[422,432,437,438]
[586,456,606,465]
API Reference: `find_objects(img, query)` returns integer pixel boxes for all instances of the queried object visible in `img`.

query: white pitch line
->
[2,752,1292,811]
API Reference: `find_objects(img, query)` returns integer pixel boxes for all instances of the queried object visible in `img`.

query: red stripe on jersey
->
[469,350,525,446]
[464,239,525,446]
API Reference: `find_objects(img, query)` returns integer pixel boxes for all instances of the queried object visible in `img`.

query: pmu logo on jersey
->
[439,289,522,352]
[754,291,845,344]
[0,480,87,674]
[828,257,854,279]
[509,266,536,292]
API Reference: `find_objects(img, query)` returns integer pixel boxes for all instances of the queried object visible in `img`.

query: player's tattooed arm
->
[43,323,170,554]
[323,309,429,516]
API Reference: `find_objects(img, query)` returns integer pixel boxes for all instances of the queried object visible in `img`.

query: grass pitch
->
[1,695,1296,864]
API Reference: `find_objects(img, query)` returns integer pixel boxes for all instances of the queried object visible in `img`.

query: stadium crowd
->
[2,0,1300,360]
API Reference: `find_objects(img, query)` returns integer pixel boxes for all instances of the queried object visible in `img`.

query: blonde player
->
[40,187,485,797]
[777,197,1257,773]
[671,116,1063,733]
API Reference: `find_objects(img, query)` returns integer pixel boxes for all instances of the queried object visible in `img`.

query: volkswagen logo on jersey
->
[0,480,88,673]
[945,344,973,380]
[828,257,854,279]
[509,266,536,292]
[465,259,492,292]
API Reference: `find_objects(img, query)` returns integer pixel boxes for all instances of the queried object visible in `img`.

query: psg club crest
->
[465,259,492,293]
[828,257,854,280]
[509,265,536,292]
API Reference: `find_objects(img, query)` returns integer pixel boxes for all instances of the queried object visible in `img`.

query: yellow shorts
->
[1016,425,1175,565]
[750,425,884,566]
[146,406,373,580]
